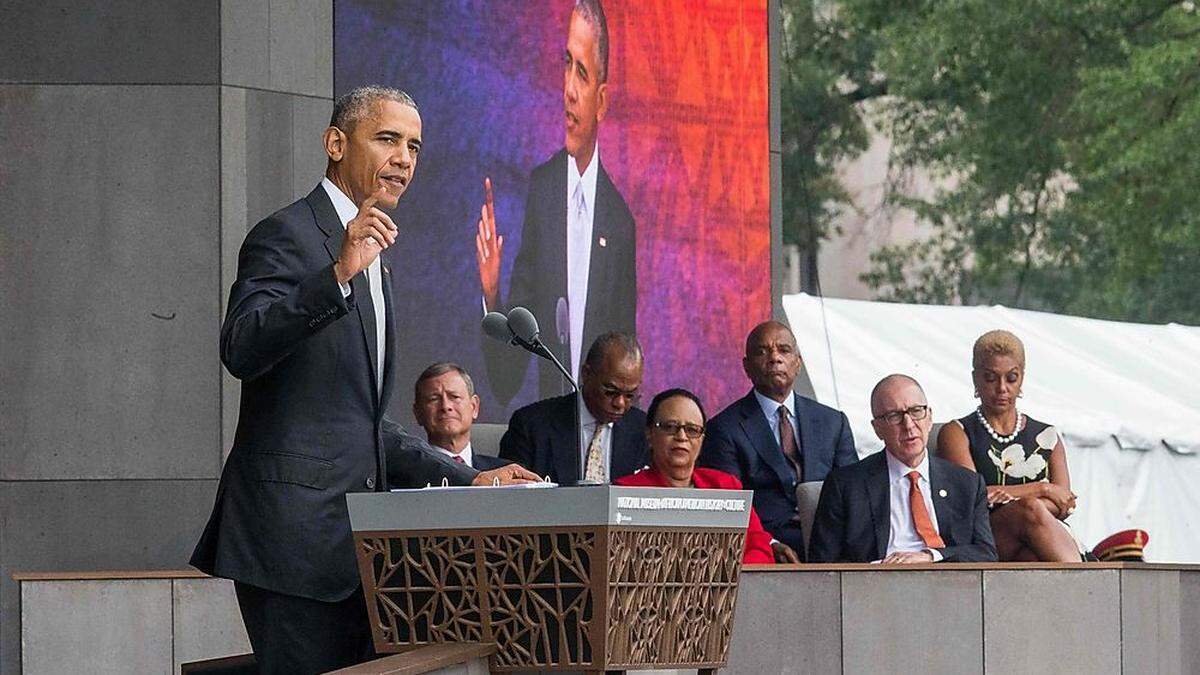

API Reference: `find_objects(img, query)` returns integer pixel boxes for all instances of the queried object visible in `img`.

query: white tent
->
[784,293,1200,562]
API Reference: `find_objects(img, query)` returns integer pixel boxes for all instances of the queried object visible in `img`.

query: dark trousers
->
[234,582,375,675]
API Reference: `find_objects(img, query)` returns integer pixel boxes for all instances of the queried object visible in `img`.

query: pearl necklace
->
[976,407,1025,444]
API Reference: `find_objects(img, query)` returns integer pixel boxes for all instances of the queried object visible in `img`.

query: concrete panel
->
[221,0,271,89]
[268,0,333,98]
[842,570,982,675]
[724,570,840,674]
[293,95,333,199]
[0,1,218,84]
[0,85,221,480]
[0,479,219,674]
[173,577,252,671]
[1121,569,1182,675]
[1180,570,1200,674]
[21,579,173,674]
[219,87,331,460]
[220,0,331,97]
[768,0,781,155]
[220,86,249,461]
[983,570,1120,675]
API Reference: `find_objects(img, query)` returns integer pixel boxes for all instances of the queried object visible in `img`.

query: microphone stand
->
[510,334,578,393]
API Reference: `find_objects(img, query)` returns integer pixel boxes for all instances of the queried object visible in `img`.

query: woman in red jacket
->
[615,388,797,564]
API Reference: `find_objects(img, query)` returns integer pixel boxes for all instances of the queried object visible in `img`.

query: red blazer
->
[614,466,775,564]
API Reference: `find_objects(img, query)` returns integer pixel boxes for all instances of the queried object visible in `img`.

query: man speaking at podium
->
[475,0,637,406]
[190,86,536,674]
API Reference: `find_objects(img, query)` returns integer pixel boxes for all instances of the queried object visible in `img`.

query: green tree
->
[779,0,878,289]
[783,0,1200,323]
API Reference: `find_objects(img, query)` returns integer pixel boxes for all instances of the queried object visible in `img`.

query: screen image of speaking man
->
[190,86,536,674]
[475,0,637,406]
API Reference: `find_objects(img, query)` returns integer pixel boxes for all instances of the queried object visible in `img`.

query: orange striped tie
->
[907,471,945,549]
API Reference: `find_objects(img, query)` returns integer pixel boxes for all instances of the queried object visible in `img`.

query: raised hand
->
[474,177,504,310]
[334,187,397,285]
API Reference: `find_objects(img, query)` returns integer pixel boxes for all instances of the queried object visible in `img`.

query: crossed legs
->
[989,498,1080,562]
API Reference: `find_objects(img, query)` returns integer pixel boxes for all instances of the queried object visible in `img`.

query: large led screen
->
[336,0,770,422]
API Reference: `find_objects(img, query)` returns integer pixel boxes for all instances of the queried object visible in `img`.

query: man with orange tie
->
[413,362,509,470]
[809,374,997,563]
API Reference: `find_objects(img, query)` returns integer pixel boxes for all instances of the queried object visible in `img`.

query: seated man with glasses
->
[809,374,997,564]
[499,332,648,484]
[616,388,796,563]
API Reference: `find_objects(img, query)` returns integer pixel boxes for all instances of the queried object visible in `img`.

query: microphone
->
[478,306,578,392]
[507,306,540,344]
[555,297,570,347]
[482,312,512,344]
[555,298,572,396]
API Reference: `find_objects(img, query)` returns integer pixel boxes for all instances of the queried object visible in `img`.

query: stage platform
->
[15,563,1199,673]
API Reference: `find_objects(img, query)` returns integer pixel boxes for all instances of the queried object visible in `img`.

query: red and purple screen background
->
[336,0,769,422]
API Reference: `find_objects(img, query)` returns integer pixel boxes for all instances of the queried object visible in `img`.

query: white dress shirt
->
[753,389,801,450]
[322,178,386,399]
[578,395,613,482]
[884,450,944,561]
[432,442,473,467]
[566,146,599,381]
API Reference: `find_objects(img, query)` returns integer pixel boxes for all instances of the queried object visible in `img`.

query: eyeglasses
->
[873,405,930,426]
[651,420,705,439]
[601,385,641,403]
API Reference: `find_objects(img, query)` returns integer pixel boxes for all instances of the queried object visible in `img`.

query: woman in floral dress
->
[938,330,1082,562]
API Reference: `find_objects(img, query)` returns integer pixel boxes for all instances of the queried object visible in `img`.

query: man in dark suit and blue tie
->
[809,374,997,564]
[499,332,648,484]
[190,86,536,674]
[698,320,858,559]
[413,362,509,470]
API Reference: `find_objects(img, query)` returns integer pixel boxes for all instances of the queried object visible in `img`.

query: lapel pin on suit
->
[598,236,607,248]
[383,264,390,276]
[939,489,948,498]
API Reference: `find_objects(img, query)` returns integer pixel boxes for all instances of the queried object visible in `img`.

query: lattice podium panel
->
[348,486,753,672]
[606,529,744,669]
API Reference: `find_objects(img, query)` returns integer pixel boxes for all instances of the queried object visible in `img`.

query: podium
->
[346,485,753,672]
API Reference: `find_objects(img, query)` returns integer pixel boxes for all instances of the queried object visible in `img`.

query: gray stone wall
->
[0,1,332,671]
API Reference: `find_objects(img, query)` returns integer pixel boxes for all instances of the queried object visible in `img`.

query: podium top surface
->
[346,485,753,532]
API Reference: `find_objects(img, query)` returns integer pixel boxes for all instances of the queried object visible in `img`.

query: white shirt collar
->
[753,389,796,421]
[432,441,473,467]
[578,394,608,431]
[885,448,931,485]
[567,143,600,209]
[321,177,358,229]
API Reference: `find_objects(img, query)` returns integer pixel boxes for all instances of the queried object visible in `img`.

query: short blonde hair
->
[972,330,1025,370]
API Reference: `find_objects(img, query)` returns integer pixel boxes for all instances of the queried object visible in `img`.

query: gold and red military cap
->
[1092,529,1149,562]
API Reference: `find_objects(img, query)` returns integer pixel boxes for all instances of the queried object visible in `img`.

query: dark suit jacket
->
[471,451,508,471]
[482,149,637,405]
[698,390,858,555]
[190,185,478,603]
[808,451,998,563]
[497,393,648,484]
